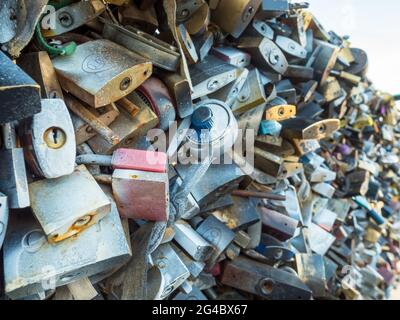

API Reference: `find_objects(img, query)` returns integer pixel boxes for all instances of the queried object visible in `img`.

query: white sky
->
[306,0,400,95]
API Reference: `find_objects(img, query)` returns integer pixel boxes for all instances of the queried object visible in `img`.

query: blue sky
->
[307,0,400,95]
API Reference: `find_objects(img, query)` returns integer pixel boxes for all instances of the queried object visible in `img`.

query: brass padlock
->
[264,97,296,121]
[119,2,159,34]
[184,2,210,37]
[52,39,153,108]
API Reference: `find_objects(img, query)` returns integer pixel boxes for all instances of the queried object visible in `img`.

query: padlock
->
[3,201,131,300]
[257,0,289,19]
[231,68,267,115]
[196,215,236,267]
[346,48,368,77]
[65,94,120,146]
[295,253,327,297]
[176,0,206,23]
[0,193,8,249]
[275,80,297,105]
[193,30,215,62]
[0,123,30,209]
[210,0,261,38]
[243,19,274,40]
[136,77,177,131]
[189,55,240,99]
[102,21,180,72]
[281,118,340,140]
[264,97,296,122]
[20,99,76,179]
[312,208,338,232]
[112,167,169,221]
[312,40,340,85]
[345,170,370,197]
[212,196,261,231]
[148,243,190,300]
[292,139,321,156]
[29,165,111,243]
[40,0,106,37]
[171,243,206,278]
[0,50,41,124]
[275,36,307,60]
[209,68,249,107]
[312,182,336,199]
[220,256,312,300]
[255,136,295,158]
[184,2,210,36]
[52,39,153,108]
[176,23,199,64]
[87,91,159,155]
[119,2,159,34]
[173,220,214,262]
[237,36,288,75]
[259,207,299,241]
[211,47,251,68]
[284,65,314,81]
[17,51,64,99]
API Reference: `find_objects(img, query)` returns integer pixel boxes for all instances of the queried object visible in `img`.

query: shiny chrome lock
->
[196,215,236,267]
[17,51,64,99]
[237,36,288,75]
[29,165,111,243]
[40,0,105,37]
[0,123,30,209]
[148,243,190,300]
[211,47,251,68]
[87,91,159,155]
[210,0,262,38]
[231,68,267,115]
[102,22,180,72]
[3,202,131,300]
[0,193,8,249]
[0,50,41,124]
[190,55,240,99]
[173,220,214,262]
[20,99,76,179]
[220,256,312,300]
[52,39,153,108]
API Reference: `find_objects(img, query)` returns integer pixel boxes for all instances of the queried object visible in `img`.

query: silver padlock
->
[3,201,131,300]
[0,192,8,249]
[29,165,111,243]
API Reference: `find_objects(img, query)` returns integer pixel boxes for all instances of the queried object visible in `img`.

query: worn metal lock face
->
[320,76,342,102]
[312,208,337,232]
[307,166,337,183]
[307,223,336,255]
[171,175,200,220]
[221,256,312,300]
[281,14,307,48]
[184,2,210,36]
[3,203,131,300]
[248,19,274,40]
[66,95,120,145]
[211,47,251,68]
[209,68,249,107]
[255,136,294,158]
[312,41,340,85]
[102,22,180,72]
[295,253,326,297]
[190,55,240,99]
[193,30,214,62]
[265,97,296,121]
[87,92,159,155]
[275,36,307,60]
[312,182,336,199]
[0,193,8,249]
[254,147,285,178]
[21,99,75,179]
[232,69,267,115]
[210,0,261,38]
[296,101,325,119]
[0,123,30,209]
[281,118,340,140]
[284,65,314,81]
[29,165,111,243]
[112,168,169,221]
[257,0,289,19]
[260,206,299,241]
[17,51,63,99]
[237,36,288,74]
[52,39,152,108]
[136,77,176,131]
[297,80,318,104]
[0,51,41,124]
[171,243,205,278]
[119,2,159,34]
[148,243,190,300]
[176,0,206,23]
[196,216,236,267]
[40,0,105,37]
[345,170,370,197]
[212,196,261,231]
[346,48,368,77]
[173,220,214,262]
[176,24,199,64]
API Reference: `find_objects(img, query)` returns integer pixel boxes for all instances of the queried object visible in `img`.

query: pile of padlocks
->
[1,0,400,300]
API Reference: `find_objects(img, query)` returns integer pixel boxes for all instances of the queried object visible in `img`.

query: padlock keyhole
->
[44,127,67,149]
